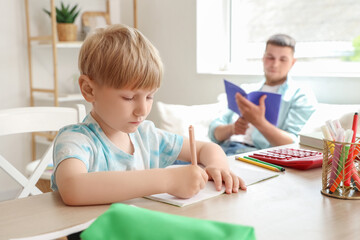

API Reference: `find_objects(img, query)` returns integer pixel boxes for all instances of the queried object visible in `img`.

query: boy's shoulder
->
[59,122,94,133]
[56,122,100,142]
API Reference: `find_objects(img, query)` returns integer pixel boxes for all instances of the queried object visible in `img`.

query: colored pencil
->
[235,156,283,172]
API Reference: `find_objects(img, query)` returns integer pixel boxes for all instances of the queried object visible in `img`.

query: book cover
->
[224,79,282,126]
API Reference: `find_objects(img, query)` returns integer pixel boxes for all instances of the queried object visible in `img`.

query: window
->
[197,0,360,77]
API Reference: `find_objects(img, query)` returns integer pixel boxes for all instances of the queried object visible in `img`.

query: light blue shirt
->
[51,114,183,191]
[208,78,317,149]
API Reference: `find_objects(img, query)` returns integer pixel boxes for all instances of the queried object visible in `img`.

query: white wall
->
[1,0,360,199]
[0,1,32,199]
[0,0,125,200]
[134,0,360,126]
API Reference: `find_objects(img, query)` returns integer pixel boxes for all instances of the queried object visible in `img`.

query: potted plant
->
[44,2,80,42]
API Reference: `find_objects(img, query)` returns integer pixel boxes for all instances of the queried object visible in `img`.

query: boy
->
[209,34,317,155]
[51,24,246,206]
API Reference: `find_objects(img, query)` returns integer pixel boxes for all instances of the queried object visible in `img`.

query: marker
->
[188,125,197,165]
[329,128,344,186]
[321,125,333,141]
[325,120,337,141]
[235,156,284,172]
[321,125,335,155]
[344,112,358,187]
[333,119,342,130]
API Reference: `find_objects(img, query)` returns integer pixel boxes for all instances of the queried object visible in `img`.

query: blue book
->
[224,79,282,126]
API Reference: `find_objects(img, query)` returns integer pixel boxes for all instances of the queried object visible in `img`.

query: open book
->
[145,165,278,207]
[224,79,282,126]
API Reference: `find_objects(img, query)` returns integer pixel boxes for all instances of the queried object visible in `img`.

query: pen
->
[235,156,284,172]
[188,125,197,165]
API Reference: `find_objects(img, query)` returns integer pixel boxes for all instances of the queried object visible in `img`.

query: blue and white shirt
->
[51,114,183,190]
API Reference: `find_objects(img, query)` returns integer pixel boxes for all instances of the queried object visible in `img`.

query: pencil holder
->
[321,139,360,199]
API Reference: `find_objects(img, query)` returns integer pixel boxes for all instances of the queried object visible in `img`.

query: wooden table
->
[1,144,359,240]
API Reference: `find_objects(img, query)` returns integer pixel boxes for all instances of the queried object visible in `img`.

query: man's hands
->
[233,117,249,135]
[235,92,267,128]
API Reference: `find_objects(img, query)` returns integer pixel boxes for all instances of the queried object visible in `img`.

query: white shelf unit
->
[31,41,83,49]
[24,0,100,159]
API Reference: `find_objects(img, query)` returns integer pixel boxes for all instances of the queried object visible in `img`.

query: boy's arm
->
[178,139,246,194]
[55,158,208,206]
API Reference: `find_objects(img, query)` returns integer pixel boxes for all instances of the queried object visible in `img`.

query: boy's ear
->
[79,75,96,102]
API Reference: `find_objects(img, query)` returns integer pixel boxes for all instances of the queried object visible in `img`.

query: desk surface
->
[1,144,359,240]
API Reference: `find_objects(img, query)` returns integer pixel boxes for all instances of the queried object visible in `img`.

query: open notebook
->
[145,165,278,207]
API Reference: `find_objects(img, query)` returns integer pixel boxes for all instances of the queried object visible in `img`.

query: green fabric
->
[81,203,256,240]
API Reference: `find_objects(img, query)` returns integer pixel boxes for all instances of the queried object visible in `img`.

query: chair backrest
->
[0,104,87,198]
[0,104,86,136]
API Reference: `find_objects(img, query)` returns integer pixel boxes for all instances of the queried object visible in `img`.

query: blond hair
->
[78,24,163,89]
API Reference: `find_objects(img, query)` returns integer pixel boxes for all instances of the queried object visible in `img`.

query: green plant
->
[343,35,360,62]
[43,2,80,23]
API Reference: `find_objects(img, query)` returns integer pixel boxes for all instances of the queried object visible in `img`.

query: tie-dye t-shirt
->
[51,114,183,191]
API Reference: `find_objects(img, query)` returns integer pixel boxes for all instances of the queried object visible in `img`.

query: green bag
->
[81,203,256,240]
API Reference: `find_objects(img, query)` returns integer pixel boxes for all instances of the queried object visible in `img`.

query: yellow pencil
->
[235,156,281,172]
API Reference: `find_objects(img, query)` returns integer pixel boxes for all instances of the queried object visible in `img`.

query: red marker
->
[344,112,358,187]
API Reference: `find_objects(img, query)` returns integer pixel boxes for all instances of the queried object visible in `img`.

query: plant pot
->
[57,23,77,42]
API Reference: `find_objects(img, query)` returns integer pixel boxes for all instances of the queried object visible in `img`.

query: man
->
[208,34,317,155]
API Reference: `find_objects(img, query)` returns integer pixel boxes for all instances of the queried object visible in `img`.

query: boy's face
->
[262,44,296,86]
[91,84,158,134]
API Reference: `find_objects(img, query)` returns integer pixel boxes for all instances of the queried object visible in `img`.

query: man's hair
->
[78,24,163,89]
[266,34,296,52]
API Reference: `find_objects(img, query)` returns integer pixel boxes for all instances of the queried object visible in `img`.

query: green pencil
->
[243,156,285,172]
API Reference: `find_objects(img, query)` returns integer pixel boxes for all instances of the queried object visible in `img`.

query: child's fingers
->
[222,171,233,194]
[200,168,209,185]
[231,172,239,193]
[238,176,247,190]
[209,170,222,191]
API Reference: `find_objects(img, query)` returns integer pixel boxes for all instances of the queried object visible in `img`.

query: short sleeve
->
[53,130,95,171]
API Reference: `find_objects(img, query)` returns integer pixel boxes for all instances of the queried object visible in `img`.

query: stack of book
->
[299,132,324,150]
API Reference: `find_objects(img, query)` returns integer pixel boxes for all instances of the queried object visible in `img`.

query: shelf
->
[34,134,53,146]
[34,93,85,102]
[31,41,83,49]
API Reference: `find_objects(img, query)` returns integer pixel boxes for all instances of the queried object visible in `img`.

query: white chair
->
[0,104,86,198]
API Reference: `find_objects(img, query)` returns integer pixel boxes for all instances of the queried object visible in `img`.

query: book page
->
[145,181,225,207]
[231,164,279,186]
[145,165,278,207]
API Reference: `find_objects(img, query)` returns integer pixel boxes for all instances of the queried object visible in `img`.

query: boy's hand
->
[166,165,208,199]
[205,167,247,194]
